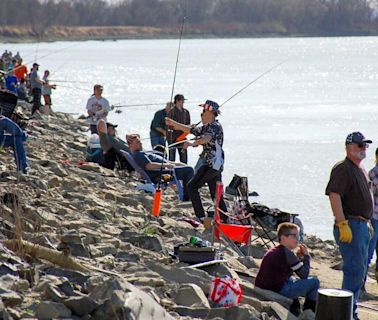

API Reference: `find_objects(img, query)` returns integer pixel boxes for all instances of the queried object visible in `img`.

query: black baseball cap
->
[106,122,118,128]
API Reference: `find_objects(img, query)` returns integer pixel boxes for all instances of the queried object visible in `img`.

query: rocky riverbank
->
[0,108,377,319]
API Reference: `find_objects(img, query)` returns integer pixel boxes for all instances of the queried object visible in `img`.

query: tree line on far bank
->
[0,0,377,37]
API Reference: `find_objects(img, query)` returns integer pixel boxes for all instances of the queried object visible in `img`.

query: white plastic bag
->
[209,276,242,307]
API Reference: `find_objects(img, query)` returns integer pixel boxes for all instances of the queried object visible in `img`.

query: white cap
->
[88,134,101,149]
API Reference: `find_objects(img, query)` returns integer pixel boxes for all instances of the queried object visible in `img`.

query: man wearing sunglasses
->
[326,131,373,320]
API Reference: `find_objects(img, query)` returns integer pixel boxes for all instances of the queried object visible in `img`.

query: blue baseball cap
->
[345,132,372,145]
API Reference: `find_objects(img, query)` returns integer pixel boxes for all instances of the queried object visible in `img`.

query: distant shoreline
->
[1,25,377,43]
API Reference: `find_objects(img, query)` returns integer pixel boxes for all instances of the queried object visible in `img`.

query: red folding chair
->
[212,182,253,256]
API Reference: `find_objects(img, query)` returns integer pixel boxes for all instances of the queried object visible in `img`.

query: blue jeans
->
[150,134,165,149]
[0,133,29,172]
[334,219,370,319]
[368,218,378,270]
[279,276,320,301]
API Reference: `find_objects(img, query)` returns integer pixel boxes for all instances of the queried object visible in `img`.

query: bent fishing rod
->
[153,13,186,217]
[175,58,289,142]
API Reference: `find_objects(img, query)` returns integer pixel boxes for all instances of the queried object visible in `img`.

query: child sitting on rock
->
[255,222,319,315]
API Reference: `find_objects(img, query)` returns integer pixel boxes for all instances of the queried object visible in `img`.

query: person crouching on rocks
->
[255,222,319,316]
[165,100,228,223]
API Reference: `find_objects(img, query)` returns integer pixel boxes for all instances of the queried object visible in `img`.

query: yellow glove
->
[336,220,352,243]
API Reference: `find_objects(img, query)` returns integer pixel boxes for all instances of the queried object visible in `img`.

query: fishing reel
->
[160,174,172,187]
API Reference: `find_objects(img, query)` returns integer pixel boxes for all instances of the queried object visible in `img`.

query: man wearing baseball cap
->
[166,99,227,222]
[325,131,373,320]
[167,94,190,163]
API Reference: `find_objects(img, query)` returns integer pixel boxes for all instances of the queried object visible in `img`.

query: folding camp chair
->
[119,150,184,201]
[225,175,278,249]
[248,203,299,249]
[0,90,18,118]
[212,182,253,257]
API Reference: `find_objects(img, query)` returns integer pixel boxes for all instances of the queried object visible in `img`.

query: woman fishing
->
[165,99,228,223]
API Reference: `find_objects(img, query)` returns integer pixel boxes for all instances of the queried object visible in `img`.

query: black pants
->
[169,147,188,164]
[102,148,133,172]
[187,164,227,221]
[31,88,41,114]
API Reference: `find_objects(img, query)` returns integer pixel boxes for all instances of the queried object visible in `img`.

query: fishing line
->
[153,10,187,218]
[221,58,289,107]
[5,43,80,75]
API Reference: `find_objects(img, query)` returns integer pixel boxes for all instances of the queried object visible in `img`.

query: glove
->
[336,220,352,243]
[368,221,374,240]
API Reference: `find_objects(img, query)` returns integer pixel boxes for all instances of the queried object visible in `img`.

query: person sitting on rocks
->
[255,222,319,316]
[86,133,103,165]
[0,115,29,174]
[127,133,194,201]
[96,120,133,172]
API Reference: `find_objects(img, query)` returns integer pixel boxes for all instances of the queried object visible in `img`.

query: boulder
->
[121,232,165,253]
[145,262,212,294]
[174,284,210,308]
[36,301,72,320]
[64,295,99,316]
[208,305,260,320]
[89,277,173,320]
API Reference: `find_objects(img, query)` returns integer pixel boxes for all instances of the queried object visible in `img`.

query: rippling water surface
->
[4,36,378,239]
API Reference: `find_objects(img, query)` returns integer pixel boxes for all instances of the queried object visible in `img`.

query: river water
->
[3,36,378,239]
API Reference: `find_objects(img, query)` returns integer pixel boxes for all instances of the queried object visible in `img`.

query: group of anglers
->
[0,50,56,116]
[85,84,228,223]
[1,47,378,319]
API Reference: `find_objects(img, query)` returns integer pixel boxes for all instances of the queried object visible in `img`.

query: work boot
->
[289,298,301,316]
[303,299,316,312]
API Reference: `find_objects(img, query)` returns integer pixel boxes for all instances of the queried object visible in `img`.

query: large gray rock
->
[64,295,99,316]
[145,262,212,293]
[208,305,260,320]
[121,231,165,252]
[36,301,72,320]
[175,284,210,308]
[42,267,90,287]
[0,288,23,307]
[172,305,260,320]
[89,277,173,320]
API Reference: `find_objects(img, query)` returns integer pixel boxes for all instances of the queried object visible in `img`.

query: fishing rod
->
[153,13,186,218]
[174,58,289,143]
[4,42,80,75]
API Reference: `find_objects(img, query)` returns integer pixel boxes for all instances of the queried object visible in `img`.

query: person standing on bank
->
[367,147,378,283]
[30,63,44,115]
[150,102,173,149]
[166,100,227,222]
[167,94,190,163]
[325,132,373,320]
[41,70,56,115]
[86,84,111,134]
